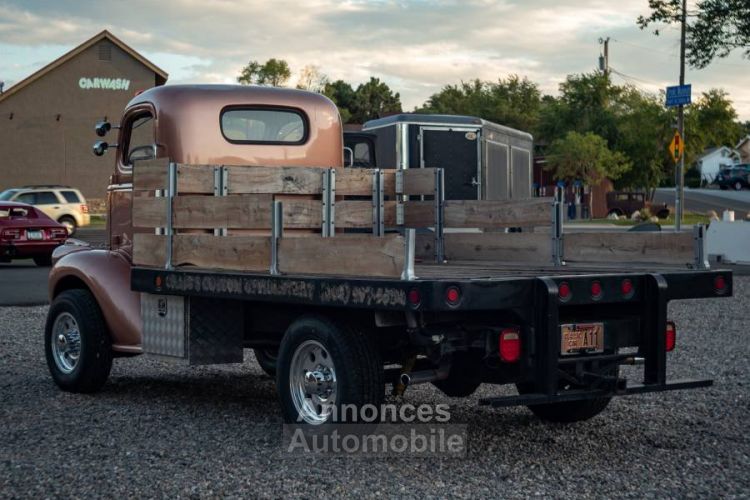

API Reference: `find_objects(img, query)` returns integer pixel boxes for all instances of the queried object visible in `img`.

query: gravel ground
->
[1,279,748,499]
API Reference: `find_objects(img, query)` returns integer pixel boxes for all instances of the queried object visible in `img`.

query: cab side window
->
[16,193,36,204]
[122,112,155,167]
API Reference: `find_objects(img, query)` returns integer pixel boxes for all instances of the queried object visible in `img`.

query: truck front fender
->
[49,248,142,353]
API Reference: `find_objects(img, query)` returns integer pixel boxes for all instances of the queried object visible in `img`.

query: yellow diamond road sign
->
[669,131,684,163]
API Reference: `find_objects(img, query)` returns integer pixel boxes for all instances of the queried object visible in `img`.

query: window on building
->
[98,43,112,61]
[221,108,307,144]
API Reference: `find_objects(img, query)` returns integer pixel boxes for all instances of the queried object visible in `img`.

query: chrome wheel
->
[289,340,337,424]
[59,218,75,236]
[51,312,81,374]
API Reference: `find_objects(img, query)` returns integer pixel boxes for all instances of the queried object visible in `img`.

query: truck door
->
[419,127,480,200]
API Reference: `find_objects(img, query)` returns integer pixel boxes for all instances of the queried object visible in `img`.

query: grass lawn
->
[89,214,107,227]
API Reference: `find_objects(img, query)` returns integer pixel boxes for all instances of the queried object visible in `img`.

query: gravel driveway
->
[1,278,748,498]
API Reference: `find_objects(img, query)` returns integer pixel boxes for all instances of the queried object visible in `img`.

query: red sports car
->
[0,202,68,266]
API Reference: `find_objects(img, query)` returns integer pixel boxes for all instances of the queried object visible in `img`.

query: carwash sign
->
[79,77,131,91]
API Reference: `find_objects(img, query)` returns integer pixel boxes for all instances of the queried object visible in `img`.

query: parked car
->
[606,191,669,219]
[715,164,750,191]
[0,185,90,235]
[0,202,68,266]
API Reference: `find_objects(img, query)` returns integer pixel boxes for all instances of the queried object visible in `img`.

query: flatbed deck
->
[131,263,731,312]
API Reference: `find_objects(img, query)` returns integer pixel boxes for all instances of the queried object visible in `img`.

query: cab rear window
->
[220,108,307,144]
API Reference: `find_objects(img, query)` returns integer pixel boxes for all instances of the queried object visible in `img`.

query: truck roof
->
[125,84,344,167]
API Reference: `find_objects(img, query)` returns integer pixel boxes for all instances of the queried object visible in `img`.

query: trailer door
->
[419,127,480,200]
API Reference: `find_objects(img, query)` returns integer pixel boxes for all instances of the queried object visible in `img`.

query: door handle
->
[53,206,60,209]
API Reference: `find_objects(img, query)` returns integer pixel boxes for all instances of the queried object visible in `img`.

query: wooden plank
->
[563,232,695,264]
[336,169,397,197]
[415,232,552,263]
[402,168,438,195]
[336,200,398,228]
[226,165,325,194]
[132,196,167,228]
[443,199,553,228]
[279,235,404,278]
[133,233,270,271]
[403,201,435,227]
[133,158,170,191]
[176,164,216,193]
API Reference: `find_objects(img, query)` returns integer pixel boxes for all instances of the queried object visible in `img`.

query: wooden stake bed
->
[131,159,708,280]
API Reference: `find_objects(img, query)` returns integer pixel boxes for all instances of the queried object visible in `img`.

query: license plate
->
[26,230,43,240]
[560,323,604,355]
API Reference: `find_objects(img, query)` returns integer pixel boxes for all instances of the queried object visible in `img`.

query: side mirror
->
[93,140,113,156]
[95,120,112,137]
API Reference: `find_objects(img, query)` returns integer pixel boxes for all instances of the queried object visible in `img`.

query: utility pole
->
[598,37,610,76]
[675,0,686,231]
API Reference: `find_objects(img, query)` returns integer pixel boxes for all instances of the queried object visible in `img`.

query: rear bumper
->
[480,379,713,407]
[1,242,61,258]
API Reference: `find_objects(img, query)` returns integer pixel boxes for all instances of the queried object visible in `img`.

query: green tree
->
[545,131,631,185]
[684,88,743,163]
[237,58,291,86]
[322,80,357,123]
[350,77,402,123]
[296,65,328,92]
[418,75,542,132]
[638,0,750,68]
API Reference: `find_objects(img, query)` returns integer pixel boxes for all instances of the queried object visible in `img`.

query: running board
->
[479,379,713,408]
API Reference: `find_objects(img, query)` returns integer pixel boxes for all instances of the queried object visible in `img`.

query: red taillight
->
[445,286,460,305]
[499,328,521,363]
[558,282,571,302]
[1,228,21,240]
[714,275,727,294]
[408,288,421,306]
[80,204,89,214]
[666,321,676,352]
[590,281,603,300]
[621,279,634,298]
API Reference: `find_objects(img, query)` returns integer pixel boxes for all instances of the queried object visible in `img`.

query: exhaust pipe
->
[399,366,450,387]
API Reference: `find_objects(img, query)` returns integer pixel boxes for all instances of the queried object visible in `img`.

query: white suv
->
[0,186,90,235]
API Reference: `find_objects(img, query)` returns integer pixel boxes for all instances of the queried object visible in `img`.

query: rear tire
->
[33,255,52,267]
[45,289,112,393]
[432,352,482,397]
[58,216,77,236]
[517,366,617,423]
[276,316,383,424]
[254,348,278,377]
[735,181,744,191]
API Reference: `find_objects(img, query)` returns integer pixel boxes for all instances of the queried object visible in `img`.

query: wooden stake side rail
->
[563,232,697,265]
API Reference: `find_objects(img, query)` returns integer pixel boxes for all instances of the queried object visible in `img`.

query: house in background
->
[736,136,750,163]
[695,146,739,184]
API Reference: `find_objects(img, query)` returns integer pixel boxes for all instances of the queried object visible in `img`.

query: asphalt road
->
[0,228,106,306]
[654,188,750,216]
[1,278,748,497]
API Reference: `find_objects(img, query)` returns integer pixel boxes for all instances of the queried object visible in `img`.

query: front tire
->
[45,289,112,393]
[735,181,744,191]
[276,316,383,424]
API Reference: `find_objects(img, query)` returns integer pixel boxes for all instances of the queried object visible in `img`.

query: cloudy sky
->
[1,0,748,119]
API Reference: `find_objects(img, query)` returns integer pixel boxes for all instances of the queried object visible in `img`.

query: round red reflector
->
[408,288,421,306]
[558,282,571,301]
[714,275,727,293]
[590,281,603,299]
[621,279,634,297]
[446,287,460,305]
[665,322,676,352]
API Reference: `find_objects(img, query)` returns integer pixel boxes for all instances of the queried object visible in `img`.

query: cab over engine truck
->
[45,85,732,425]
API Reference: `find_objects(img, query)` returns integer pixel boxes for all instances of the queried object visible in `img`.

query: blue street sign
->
[666,84,691,107]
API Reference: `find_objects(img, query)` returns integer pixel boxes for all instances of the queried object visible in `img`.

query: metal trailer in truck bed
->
[44,85,732,426]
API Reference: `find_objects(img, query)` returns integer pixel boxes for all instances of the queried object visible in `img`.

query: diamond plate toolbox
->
[141,293,187,358]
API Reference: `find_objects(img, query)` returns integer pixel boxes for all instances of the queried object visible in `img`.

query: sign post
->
[666,83,691,232]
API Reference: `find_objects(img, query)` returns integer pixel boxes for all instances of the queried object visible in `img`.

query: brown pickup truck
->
[45,84,731,425]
